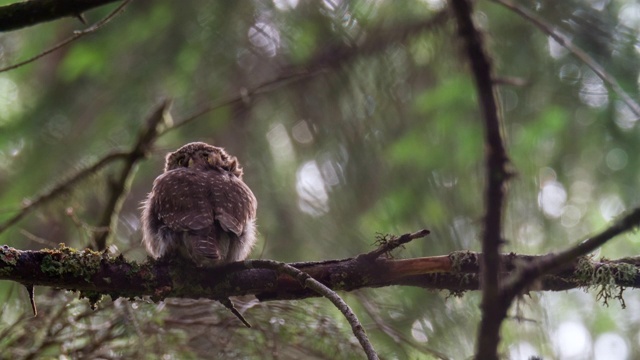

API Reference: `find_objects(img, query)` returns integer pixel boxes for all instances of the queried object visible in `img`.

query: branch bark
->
[450,0,511,358]
[2,245,639,305]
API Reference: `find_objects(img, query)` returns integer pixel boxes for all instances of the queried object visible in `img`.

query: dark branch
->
[0,0,121,32]
[0,99,165,237]
[0,0,130,73]
[1,246,640,306]
[450,0,511,359]
[93,99,171,250]
[504,207,640,300]
[0,151,129,235]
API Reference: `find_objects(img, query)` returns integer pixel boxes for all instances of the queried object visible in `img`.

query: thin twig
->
[93,99,172,250]
[492,0,640,118]
[363,229,430,260]
[450,0,511,359]
[357,294,451,360]
[0,0,132,73]
[165,69,316,133]
[245,259,379,360]
[0,151,129,235]
[165,11,449,134]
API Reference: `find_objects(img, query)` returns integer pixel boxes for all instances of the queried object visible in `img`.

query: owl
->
[141,142,257,267]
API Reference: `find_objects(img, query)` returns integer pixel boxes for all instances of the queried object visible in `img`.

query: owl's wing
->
[209,172,257,237]
[151,170,215,232]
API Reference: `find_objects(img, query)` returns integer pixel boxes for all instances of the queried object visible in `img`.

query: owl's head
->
[164,142,243,177]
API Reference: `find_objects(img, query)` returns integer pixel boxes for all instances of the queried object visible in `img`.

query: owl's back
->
[142,166,257,266]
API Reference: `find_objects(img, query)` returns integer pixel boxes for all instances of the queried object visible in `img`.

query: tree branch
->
[0,151,129,235]
[0,0,122,32]
[246,260,379,360]
[503,207,640,302]
[450,0,512,358]
[492,0,640,118]
[92,99,171,250]
[0,98,167,237]
[0,0,131,73]
[167,10,449,132]
[1,245,639,307]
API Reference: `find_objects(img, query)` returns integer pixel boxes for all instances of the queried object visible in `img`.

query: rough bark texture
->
[1,245,638,308]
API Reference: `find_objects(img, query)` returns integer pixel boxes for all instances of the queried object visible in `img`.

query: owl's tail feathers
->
[193,238,221,259]
[183,234,221,265]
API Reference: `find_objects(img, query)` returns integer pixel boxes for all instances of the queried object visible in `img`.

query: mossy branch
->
[1,245,640,310]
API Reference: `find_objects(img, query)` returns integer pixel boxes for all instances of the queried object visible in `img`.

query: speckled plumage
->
[141,142,257,267]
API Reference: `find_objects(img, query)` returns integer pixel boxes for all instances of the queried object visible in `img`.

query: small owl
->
[141,142,257,267]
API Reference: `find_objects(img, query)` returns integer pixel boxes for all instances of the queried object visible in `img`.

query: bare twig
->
[492,0,640,118]
[165,11,449,133]
[166,69,317,133]
[0,151,129,235]
[93,99,172,250]
[363,229,430,260]
[244,259,379,360]
[0,0,131,73]
[219,298,252,328]
[25,284,37,316]
[449,0,512,359]
[357,294,451,360]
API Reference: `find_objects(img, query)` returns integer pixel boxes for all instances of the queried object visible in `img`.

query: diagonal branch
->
[92,99,171,250]
[492,0,640,117]
[245,259,379,360]
[503,206,640,300]
[0,150,129,235]
[0,99,168,238]
[166,11,449,133]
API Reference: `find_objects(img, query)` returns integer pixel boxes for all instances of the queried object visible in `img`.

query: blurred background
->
[0,0,639,358]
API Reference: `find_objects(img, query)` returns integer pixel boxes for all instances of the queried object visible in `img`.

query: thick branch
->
[0,0,121,32]
[1,246,639,305]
